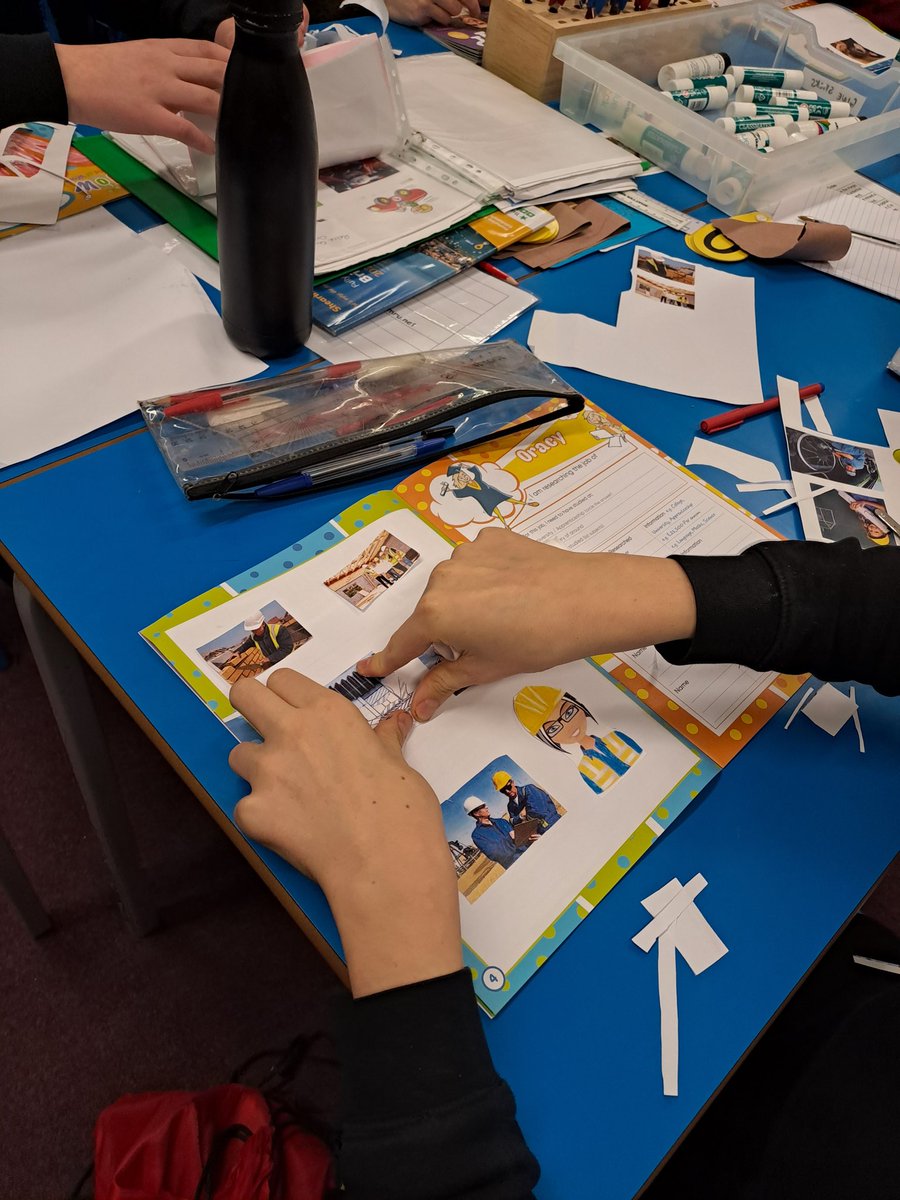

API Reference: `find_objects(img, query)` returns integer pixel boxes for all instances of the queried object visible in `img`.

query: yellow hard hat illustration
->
[513,685,562,736]
[492,770,513,791]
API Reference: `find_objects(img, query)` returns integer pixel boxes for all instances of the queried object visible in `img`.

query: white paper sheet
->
[736,480,795,493]
[686,438,779,484]
[139,223,221,289]
[306,271,536,362]
[0,208,263,467]
[772,176,900,301]
[528,248,764,407]
[800,683,858,736]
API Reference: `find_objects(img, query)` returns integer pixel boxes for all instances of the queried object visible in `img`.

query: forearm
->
[337,969,540,1199]
[0,34,68,126]
[659,539,900,696]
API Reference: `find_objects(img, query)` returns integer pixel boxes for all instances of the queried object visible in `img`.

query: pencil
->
[476,262,520,287]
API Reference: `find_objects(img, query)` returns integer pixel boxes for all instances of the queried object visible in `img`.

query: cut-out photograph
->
[197,602,312,683]
[441,756,566,904]
[324,531,421,611]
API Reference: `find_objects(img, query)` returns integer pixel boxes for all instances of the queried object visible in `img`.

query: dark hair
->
[536,692,595,753]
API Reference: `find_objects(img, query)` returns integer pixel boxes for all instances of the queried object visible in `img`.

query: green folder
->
[76,134,219,259]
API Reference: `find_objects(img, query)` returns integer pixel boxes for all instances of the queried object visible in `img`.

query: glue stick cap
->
[658,52,731,88]
[790,120,824,138]
[682,149,712,182]
[709,175,745,209]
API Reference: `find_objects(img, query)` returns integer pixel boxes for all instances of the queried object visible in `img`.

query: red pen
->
[476,262,520,287]
[163,388,232,418]
[700,383,824,435]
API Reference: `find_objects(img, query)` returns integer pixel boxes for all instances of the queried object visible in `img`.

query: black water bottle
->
[217,0,317,357]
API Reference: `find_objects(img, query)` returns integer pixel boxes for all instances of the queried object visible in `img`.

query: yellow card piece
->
[470,206,554,249]
[521,218,560,244]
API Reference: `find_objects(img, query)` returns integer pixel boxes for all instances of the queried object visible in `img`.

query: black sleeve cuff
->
[0,35,69,127]
[659,539,900,696]
[658,543,782,668]
[338,969,499,1119]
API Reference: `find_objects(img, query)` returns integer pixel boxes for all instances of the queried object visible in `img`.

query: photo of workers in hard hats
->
[431,459,539,531]
[197,602,312,683]
[513,684,642,794]
[441,757,566,903]
[324,531,421,612]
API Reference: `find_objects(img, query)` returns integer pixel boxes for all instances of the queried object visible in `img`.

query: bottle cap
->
[233,0,304,30]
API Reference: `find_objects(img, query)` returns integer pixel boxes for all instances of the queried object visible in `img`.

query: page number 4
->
[482,967,506,992]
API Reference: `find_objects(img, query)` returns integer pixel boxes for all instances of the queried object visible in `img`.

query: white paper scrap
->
[658,928,679,1097]
[0,121,74,226]
[878,409,900,451]
[686,438,779,484]
[800,683,858,737]
[804,395,833,436]
[633,873,707,953]
[853,955,900,975]
[528,253,763,407]
[849,686,866,754]
[642,879,728,976]
[736,480,795,493]
[784,685,816,730]
[0,208,263,467]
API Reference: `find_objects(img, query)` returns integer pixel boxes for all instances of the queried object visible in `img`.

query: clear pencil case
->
[139,341,584,500]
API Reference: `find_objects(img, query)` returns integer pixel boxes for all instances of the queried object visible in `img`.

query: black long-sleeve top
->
[336,539,900,1198]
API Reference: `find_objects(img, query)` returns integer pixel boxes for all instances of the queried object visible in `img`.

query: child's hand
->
[229,670,461,996]
[56,39,228,153]
[387,0,481,27]
[360,529,696,722]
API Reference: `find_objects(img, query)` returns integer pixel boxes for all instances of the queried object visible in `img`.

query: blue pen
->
[253,436,449,498]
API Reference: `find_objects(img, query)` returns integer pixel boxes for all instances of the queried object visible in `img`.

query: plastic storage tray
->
[554,2,900,213]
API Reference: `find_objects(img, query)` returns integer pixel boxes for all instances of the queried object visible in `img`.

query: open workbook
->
[143,406,805,1014]
[108,37,639,275]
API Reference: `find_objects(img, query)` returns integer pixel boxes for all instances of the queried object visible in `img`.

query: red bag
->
[92,1082,333,1200]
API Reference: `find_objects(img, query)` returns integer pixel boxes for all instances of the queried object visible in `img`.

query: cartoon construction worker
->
[238,611,293,668]
[513,685,642,795]
[584,408,626,447]
[443,462,539,528]
[493,770,560,830]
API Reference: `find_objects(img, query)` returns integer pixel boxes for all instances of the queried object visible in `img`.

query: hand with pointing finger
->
[228,669,461,997]
[358,529,697,723]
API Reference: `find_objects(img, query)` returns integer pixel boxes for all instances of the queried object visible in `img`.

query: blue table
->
[2,29,900,1200]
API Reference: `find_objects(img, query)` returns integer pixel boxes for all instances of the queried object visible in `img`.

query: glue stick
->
[735,85,817,104]
[795,99,852,119]
[734,126,790,149]
[666,85,730,111]
[658,52,731,89]
[790,117,862,137]
[664,74,736,94]
[621,114,712,180]
[726,102,802,118]
[716,114,795,133]
[726,66,805,88]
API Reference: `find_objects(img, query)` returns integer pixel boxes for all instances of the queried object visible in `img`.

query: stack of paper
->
[398,53,641,204]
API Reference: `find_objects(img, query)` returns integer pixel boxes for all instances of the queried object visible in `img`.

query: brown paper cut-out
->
[502,200,629,269]
[710,217,851,262]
